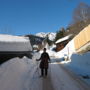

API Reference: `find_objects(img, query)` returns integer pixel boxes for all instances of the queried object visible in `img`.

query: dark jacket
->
[39,52,50,69]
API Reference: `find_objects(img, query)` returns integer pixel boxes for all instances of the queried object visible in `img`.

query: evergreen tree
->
[54,28,65,42]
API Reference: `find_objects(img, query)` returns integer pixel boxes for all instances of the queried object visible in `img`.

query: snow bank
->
[66,52,90,76]
[0,34,32,51]
[0,50,43,90]
[55,39,75,59]
[0,56,37,90]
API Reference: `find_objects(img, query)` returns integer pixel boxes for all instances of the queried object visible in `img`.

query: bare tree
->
[72,2,90,23]
[65,2,90,36]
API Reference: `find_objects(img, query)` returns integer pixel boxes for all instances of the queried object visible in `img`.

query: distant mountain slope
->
[25,34,45,45]
[36,32,56,41]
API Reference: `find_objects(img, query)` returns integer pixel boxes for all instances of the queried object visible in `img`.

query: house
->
[0,34,32,64]
[55,35,72,52]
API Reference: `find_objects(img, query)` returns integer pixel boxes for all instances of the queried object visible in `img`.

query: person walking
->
[37,48,50,77]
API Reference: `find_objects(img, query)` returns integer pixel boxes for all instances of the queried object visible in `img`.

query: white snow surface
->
[66,52,90,75]
[0,57,36,90]
[0,34,32,51]
[0,34,28,42]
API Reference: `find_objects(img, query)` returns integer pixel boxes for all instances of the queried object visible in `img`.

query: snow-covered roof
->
[0,34,29,42]
[0,34,32,51]
[55,35,72,44]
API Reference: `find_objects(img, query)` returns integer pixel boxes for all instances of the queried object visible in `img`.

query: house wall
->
[74,25,90,51]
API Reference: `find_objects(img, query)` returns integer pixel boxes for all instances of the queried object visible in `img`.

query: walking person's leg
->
[41,68,44,76]
[45,68,48,76]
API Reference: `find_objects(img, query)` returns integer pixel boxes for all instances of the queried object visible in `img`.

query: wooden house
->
[55,35,72,52]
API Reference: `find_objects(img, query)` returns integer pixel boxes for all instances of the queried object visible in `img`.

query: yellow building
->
[74,25,90,53]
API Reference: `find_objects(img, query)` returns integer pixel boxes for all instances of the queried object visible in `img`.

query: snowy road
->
[49,63,90,90]
[0,58,90,90]
[25,61,90,90]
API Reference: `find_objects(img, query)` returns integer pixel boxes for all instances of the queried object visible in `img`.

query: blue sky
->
[0,0,90,35]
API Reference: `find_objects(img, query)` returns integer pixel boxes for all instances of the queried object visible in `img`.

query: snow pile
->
[63,52,90,84]
[0,50,43,90]
[55,39,75,59]
[68,52,90,75]
[0,56,38,90]
[0,34,32,51]
[0,58,33,90]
